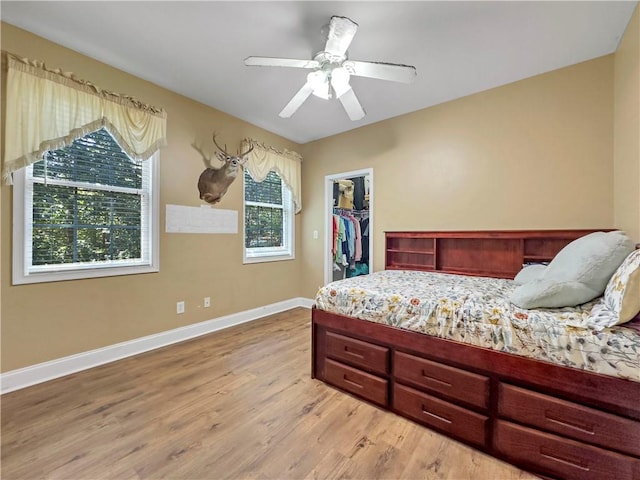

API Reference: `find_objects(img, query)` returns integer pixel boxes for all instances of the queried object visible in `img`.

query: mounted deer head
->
[195,134,254,204]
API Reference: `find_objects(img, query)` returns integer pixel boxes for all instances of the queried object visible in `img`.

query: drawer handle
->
[545,411,595,435]
[343,375,364,390]
[539,446,590,471]
[421,370,452,388]
[421,405,452,424]
[343,346,365,359]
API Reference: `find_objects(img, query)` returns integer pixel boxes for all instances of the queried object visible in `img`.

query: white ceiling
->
[1,1,637,144]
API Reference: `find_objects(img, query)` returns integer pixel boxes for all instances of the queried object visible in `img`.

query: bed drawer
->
[499,383,640,457]
[324,359,388,407]
[394,351,489,409]
[494,420,640,480]
[326,331,389,375]
[394,384,488,447]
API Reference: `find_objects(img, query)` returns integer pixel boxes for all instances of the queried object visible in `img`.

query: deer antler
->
[212,133,231,157]
[212,133,254,159]
[237,143,254,158]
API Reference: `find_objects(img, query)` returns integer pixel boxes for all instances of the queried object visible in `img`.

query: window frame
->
[12,149,160,285]
[243,170,295,264]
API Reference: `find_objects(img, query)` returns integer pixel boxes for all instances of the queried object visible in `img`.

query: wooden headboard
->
[385,230,610,279]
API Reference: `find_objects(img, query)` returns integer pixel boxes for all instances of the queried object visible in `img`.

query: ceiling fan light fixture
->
[330,66,351,98]
[307,70,331,100]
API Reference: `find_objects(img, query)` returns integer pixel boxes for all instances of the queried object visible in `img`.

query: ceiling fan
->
[244,15,417,121]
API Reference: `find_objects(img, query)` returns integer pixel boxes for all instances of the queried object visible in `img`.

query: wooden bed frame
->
[311,230,640,480]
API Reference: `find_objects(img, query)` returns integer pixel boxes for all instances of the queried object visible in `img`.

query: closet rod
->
[333,208,369,217]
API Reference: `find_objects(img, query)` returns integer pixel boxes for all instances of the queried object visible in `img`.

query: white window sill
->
[13,264,159,285]
[243,254,295,264]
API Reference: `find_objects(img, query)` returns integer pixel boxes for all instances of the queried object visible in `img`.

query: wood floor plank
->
[1,308,538,479]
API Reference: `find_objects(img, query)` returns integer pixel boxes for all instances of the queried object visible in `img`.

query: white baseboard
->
[1,297,315,394]
[297,297,314,309]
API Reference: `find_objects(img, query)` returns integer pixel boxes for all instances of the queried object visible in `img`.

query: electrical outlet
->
[313,230,319,240]
[176,301,185,314]
[204,297,211,308]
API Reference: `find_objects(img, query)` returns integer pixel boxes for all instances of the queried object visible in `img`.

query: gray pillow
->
[513,264,547,285]
[511,279,600,309]
[510,231,635,309]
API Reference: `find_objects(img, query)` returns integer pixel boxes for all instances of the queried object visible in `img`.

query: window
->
[12,128,159,284]
[243,170,294,263]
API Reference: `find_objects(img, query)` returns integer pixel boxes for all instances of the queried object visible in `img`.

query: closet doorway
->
[324,168,373,285]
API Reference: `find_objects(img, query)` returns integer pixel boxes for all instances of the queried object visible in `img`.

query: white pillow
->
[587,249,640,328]
[510,231,635,309]
[513,264,547,285]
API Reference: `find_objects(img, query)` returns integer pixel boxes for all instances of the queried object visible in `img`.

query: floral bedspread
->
[315,270,640,382]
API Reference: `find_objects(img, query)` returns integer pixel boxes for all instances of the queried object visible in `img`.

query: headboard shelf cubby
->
[385,230,610,279]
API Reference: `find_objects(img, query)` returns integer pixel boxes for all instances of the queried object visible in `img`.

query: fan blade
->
[339,88,365,121]
[279,82,314,118]
[324,16,358,58]
[244,56,320,69]
[347,60,417,84]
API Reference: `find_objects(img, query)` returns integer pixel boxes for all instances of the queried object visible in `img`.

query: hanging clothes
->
[360,217,370,264]
[333,214,346,264]
[332,215,339,256]
[345,217,355,261]
[352,216,362,262]
[332,208,369,276]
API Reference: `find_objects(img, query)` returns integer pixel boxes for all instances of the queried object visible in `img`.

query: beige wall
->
[0,24,303,371]
[301,56,615,297]
[614,5,640,242]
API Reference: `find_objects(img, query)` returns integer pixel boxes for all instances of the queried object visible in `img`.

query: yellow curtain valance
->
[241,138,303,214]
[2,52,167,184]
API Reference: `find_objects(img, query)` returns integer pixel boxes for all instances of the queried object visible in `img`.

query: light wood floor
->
[1,308,538,480]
